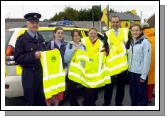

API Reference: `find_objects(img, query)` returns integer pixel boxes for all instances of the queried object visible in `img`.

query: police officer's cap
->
[24,12,41,22]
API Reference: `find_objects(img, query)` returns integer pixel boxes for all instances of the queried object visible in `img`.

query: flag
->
[101,6,111,28]
[130,9,137,15]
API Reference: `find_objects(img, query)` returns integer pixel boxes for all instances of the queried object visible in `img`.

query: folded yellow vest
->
[40,49,65,100]
[68,50,111,88]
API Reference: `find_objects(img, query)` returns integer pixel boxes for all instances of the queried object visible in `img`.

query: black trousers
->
[104,70,127,106]
[65,77,99,106]
[65,78,79,106]
[82,88,98,106]
[128,72,148,106]
[22,68,46,106]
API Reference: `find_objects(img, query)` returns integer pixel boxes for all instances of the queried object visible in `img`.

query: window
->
[39,30,73,43]
[5,31,14,48]
[63,31,72,42]
[38,30,53,42]
[39,30,85,43]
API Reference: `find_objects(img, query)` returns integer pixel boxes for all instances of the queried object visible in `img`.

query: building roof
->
[146,14,155,27]
[109,12,141,21]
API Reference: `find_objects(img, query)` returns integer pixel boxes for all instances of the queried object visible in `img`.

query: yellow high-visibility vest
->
[16,65,22,75]
[105,28,129,76]
[81,37,103,53]
[68,50,111,88]
[5,66,7,76]
[40,49,65,100]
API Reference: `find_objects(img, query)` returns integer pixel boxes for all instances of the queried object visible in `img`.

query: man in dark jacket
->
[14,12,46,106]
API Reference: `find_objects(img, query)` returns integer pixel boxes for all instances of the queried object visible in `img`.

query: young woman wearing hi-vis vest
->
[68,28,111,106]
[64,29,86,106]
[43,27,67,106]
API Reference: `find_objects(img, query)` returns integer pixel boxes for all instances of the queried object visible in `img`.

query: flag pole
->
[107,5,109,30]
[99,5,102,32]
[92,6,94,27]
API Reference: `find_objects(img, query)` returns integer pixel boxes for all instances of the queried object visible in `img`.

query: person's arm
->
[140,40,151,80]
[64,44,75,64]
[14,37,36,66]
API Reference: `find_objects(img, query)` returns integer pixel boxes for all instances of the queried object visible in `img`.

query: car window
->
[38,30,53,42]
[64,31,72,42]
[39,30,84,43]
[5,31,14,48]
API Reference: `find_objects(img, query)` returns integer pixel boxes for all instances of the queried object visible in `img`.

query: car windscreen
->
[39,30,73,43]
[38,30,53,43]
[5,31,14,48]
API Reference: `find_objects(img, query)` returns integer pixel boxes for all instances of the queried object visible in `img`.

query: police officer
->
[14,13,46,106]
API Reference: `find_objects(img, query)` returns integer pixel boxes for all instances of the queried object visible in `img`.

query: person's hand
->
[35,51,41,59]
[104,51,107,56]
[139,79,145,83]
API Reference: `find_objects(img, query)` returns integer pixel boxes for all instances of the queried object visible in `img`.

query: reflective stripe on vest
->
[16,65,22,75]
[81,37,104,75]
[40,49,65,100]
[106,28,128,76]
[68,50,111,88]
[106,28,129,45]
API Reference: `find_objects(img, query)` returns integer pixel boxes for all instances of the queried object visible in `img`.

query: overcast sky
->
[5,5,155,21]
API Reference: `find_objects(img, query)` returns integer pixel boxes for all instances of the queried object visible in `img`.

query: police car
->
[5,27,104,97]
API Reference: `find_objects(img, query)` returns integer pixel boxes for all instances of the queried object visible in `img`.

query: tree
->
[78,8,88,21]
[109,8,115,13]
[50,7,78,21]
[92,5,102,21]
[50,5,102,21]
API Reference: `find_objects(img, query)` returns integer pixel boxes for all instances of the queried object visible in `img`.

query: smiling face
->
[131,25,142,39]
[54,29,64,40]
[27,21,39,32]
[88,29,98,41]
[72,32,81,44]
[111,16,120,30]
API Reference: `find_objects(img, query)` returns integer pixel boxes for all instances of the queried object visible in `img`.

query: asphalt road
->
[5,85,155,106]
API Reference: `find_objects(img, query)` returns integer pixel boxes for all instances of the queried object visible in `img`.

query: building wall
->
[120,20,140,28]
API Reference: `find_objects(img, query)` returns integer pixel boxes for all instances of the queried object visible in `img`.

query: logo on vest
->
[89,58,93,62]
[51,56,56,62]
